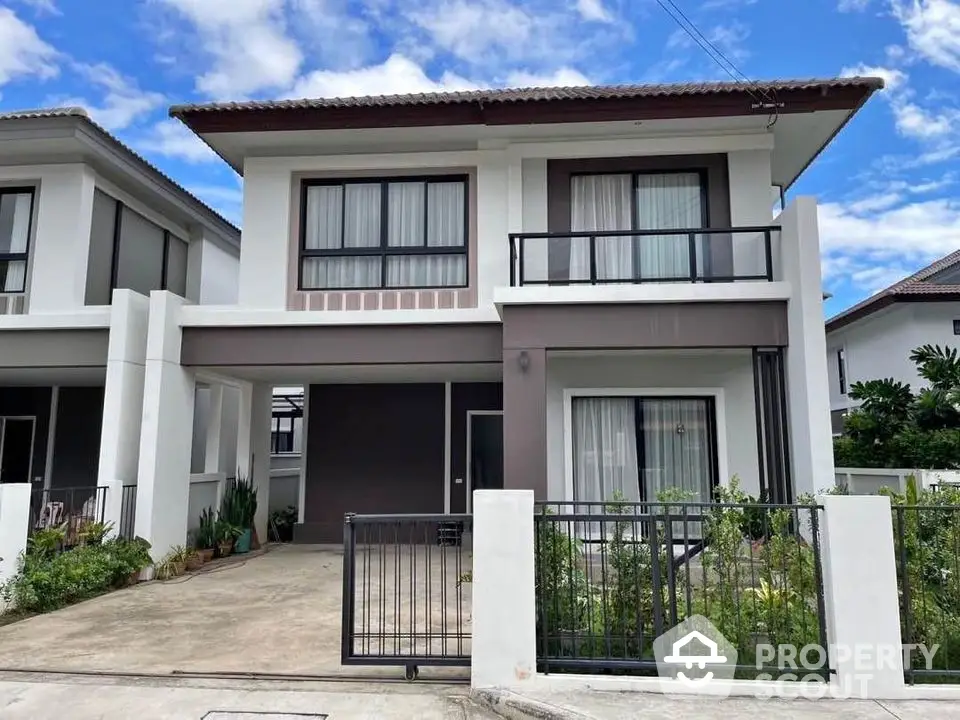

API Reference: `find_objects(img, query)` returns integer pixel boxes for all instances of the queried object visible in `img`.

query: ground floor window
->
[572,396,718,503]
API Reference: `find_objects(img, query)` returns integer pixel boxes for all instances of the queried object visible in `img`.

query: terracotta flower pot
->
[217,540,234,558]
[185,554,204,571]
[198,548,215,564]
[171,561,186,577]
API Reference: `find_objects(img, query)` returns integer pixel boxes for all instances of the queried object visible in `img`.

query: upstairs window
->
[86,190,188,304]
[0,188,34,293]
[299,176,468,290]
[837,348,847,396]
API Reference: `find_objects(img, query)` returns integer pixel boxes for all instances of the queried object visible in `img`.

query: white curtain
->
[302,184,381,289]
[641,399,711,502]
[2,193,31,292]
[636,173,702,281]
[386,181,465,287]
[572,398,640,504]
[570,175,632,281]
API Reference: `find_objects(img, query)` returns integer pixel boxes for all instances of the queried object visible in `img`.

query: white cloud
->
[11,0,60,15]
[504,67,591,87]
[575,0,612,22]
[891,0,960,73]
[61,63,165,130]
[846,192,904,214]
[156,0,303,99]
[840,63,907,91]
[289,53,475,99]
[665,21,752,68]
[0,7,58,87]
[137,119,219,163]
[838,0,874,10]
[290,0,373,67]
[700,0,757,9]
[891,99,960,139]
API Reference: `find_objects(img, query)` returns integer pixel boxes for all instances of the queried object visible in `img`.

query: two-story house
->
[826,249,960,434]
[0,107,240,539]
[140,77,881,548]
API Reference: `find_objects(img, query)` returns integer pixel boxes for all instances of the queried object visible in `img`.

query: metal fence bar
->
[893,504,960,684]
[28,486,108,542]
[533,500,829,679]
[119,484,137,540]
[341,513,473,672]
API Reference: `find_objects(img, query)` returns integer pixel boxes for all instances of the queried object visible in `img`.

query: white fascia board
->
[179,306,503,327]
[493,281,792,312]
[513,132,775,160]
[245,150,482,174]
[0,309,112,329]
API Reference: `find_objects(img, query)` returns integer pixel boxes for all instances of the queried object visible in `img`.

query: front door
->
[0,417,35,484]
[468,412,503,511]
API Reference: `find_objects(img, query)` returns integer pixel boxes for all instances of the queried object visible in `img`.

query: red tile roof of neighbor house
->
[826,249,960,332]
[0,106,240,238]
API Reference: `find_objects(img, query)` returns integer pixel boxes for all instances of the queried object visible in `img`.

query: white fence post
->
[0,483,30,590]
[471,489,537,689]
[818,494,905,698]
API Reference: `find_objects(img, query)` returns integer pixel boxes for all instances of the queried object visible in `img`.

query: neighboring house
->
[0,107,240,533]
[826,249,960,435]
[147,76,882,548]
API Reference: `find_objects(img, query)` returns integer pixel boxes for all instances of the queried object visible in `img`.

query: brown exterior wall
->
[450,382,503,513]
[296,383,445,543]
[0,329,108,368]
[501,302,788,350]
[287,168,479,312]
[180,323,503,367]
[503,347,547,499]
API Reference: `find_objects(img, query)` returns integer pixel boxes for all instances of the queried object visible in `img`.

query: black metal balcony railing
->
[508,226,779,287]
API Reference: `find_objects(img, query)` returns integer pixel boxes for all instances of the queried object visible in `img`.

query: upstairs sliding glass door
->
[571,396,718,505]
[569,172,705,283]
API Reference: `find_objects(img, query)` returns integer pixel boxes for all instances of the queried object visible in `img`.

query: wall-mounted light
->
[676,424,686,435]
[518,350,530,373]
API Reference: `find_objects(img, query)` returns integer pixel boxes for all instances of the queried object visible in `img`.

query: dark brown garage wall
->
[297,383,445,543]
[450,382,503,513]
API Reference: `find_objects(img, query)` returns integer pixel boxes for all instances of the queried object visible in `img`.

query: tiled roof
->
[170,77,883,115]
[0,107,240,238]
[826,249,960,332]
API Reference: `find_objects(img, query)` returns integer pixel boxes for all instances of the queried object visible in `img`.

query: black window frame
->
[837,348,847,396]
[270,415,297,454]
[0,186,36,294]
[953,319,960,336]
[106,195,188,299]
[298,175,470,291]
[570,394,720,503]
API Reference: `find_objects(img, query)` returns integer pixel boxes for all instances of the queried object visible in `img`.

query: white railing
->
[836,467,960,495]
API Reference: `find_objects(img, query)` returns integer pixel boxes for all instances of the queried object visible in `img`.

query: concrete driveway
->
[0,544,470,681]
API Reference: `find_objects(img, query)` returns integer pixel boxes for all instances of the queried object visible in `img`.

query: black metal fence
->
[893,504,960,684]
[341,513,472,678]
[508,226,779,287]
[29,486,107,542]
[534,500,828,679]
[119,484,138,540]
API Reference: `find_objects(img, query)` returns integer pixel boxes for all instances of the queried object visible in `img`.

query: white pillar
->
[727,149,773,278]
[476,148,510,308]
[236,381,272,543]
[780,197,834,498]
[97,289,150,535]
[471,489,537,689]
[0,483,30,591]
[817,494,904,698]
[135,291,196,560]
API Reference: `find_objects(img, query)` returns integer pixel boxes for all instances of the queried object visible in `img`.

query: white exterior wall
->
[545,352,760,499]
[727,149,775,279]
[239,162,291,309]
[198,235,240,304]
[827,302,960,411]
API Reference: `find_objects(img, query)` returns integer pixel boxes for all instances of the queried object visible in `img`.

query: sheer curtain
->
[302,184,381,289]
[570,175,632,281]
[641,398,711,502]
[387,181,465,287]
[1,193,31,292]
[636,173,703,281]
[572,398,640,503]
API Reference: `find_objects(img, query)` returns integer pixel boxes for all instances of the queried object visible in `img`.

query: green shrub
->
[1,536,152,614]
[220,475,257,529]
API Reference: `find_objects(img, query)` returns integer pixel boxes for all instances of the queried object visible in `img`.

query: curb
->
[472,689,593,720]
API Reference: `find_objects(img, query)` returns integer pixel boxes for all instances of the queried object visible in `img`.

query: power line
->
[654,0,782,123]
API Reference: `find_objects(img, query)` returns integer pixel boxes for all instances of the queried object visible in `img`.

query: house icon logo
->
[653,615,738,696]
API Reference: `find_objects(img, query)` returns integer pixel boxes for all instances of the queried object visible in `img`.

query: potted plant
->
[269,505,297,543]
[156,546,189,579]
[220,475,258,554]
[195,507,217,563]
[215,519,240,558]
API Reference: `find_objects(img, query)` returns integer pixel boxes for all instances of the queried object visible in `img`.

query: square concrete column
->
[780,197,835,498]
[503,347,547,499]
[236,381,272,543]
[0,483,30,593]
[818,494,904,698]
[97,289,150,535]
[135,291,196,560]
[471,489,537,689]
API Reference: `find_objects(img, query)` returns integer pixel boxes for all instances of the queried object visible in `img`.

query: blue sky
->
[0,0,958,316]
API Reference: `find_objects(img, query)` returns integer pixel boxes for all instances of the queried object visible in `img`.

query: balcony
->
[508,226,780,287]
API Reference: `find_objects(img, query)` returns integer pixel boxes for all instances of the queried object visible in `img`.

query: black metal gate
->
[341,513,472,679]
